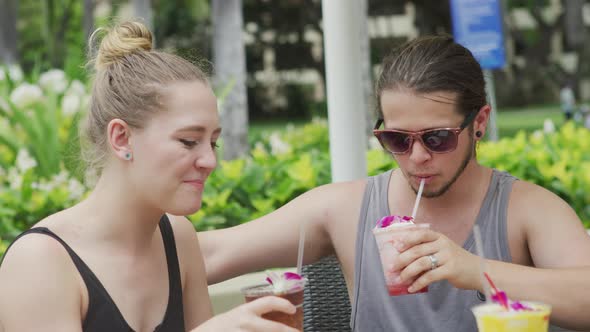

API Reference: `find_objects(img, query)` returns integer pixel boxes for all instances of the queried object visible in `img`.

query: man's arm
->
[487,181,590,330]
[198,179,368,285]
[199,184,336,284]
[0,234,83,332]
[397,180,590,330]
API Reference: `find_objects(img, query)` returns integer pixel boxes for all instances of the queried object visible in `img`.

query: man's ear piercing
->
[475,131,482,138]
[124,152,133,160]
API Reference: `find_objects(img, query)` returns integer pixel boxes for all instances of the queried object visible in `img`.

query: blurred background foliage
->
[1,0,590,255]
[6,0,590,119]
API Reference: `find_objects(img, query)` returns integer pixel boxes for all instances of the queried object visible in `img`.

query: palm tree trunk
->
[0,0,19,65]
[212,0,249,160]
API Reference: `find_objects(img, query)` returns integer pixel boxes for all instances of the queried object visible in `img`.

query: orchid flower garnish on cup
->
[484,272,533,311]
[376,215,414,228]
[265,271,304,293]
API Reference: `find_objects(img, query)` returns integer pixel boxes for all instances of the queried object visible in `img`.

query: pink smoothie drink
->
[372,215,430,296]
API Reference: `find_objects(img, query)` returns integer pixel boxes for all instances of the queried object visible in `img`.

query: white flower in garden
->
[8,168,22,190]
[269,132,291,155]
[32,181,55,192]
[53,170,69,185]
[39,69,68,94]
[8,65,23,82]
[67,79,87,96]
[68,178,86,200]
[543,119,555,134]
[0,69,5,81]
[10,83,43,108]
[532,130,543,140]
[62,93,81,115]
[0,97,9,113]
[254,142,265,150]
[15,149,37,172]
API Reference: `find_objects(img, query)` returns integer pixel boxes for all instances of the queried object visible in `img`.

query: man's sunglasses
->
[373,110,478,154]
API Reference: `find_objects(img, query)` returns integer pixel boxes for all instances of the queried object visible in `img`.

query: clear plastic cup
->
[471,302,551,332]
[372,223,430,296]
[241,279,306,331]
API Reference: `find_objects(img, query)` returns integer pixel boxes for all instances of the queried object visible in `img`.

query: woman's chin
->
[167,202,202,217]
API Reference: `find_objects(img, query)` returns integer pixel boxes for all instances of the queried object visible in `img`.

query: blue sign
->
[450,0,506,69]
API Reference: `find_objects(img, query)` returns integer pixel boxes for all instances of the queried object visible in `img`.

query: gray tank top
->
[351,169,515,332]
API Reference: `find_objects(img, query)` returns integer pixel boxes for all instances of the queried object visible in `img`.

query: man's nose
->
[408,138,432,164]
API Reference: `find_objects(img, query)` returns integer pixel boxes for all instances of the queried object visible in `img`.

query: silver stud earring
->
[124,151,133,160]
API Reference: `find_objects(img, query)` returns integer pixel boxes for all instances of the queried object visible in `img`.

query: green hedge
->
[1,70,589,256]
[189,121,590,231]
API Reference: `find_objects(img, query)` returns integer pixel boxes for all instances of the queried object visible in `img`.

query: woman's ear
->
[107,119,133,161]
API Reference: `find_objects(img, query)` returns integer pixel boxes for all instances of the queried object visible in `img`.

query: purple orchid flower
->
[376,215,414,228]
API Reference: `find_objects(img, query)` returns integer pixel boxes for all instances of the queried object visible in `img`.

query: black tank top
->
[3,215,185,332]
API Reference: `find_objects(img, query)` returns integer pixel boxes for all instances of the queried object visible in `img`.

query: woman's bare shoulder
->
[0,222,82,329]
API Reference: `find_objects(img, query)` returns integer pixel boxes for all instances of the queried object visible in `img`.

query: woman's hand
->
[193,296,299,332]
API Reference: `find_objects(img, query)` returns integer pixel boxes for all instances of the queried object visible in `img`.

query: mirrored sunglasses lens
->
[422,130,457,152]
[381,132,411,153]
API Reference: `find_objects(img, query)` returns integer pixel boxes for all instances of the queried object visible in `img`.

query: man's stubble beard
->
[416,137,475,198]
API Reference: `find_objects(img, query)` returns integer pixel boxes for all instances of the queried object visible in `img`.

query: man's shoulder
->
[508,177,576,221]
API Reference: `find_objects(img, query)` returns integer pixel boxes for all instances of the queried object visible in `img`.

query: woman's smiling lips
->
[183,179,205,190]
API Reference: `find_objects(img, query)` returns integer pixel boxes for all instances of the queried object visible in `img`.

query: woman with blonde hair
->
[0,21,297,332]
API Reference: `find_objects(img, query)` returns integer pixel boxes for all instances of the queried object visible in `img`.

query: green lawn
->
[249,105,566,140]
[494,105,563,139]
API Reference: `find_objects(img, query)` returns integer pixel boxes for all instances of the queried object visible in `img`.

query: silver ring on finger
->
[428,254,439,270]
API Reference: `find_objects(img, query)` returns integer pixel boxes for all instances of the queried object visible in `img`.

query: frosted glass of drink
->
[373,221,430,296]
[241,278,306,331]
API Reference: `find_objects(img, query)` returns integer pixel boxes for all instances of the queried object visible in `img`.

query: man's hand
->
[393,228,481,292]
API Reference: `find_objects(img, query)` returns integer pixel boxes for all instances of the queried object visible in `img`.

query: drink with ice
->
[372,215,430,296]
[241,272,306,331]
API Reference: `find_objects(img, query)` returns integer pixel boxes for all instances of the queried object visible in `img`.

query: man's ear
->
[474,105,491,139]
[107,119,133,161]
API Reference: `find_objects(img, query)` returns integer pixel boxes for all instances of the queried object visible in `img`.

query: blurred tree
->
[242,0,324,120]
[152,0,211,60]
[563,0,585,49]
[412,0,451,35]
[0,0,19,64]
[499,0,566,105]
[16,0,85,78]
[212,0,249,159]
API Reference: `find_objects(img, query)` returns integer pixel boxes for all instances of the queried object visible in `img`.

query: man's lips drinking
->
[412,174,435,184]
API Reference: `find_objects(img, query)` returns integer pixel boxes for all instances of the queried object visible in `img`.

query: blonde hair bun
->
[93,21,153,70]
